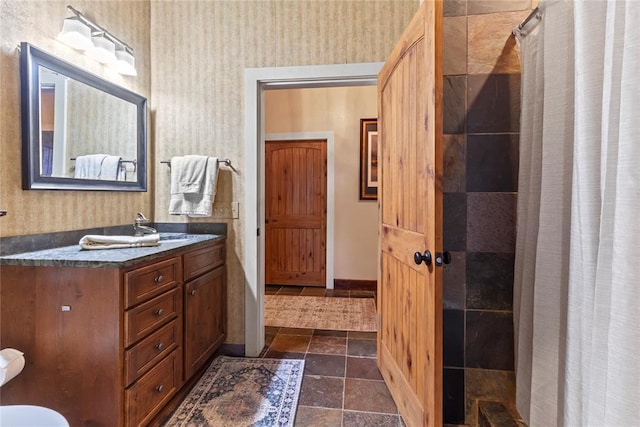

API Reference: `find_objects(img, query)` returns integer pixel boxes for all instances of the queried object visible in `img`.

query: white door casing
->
[243,63,383,356]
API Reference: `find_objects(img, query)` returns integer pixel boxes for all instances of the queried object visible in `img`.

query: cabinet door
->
[184,266,226,378]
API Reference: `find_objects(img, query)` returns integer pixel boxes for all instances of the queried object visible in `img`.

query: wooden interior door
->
[377,1,443,426]
[265,140,327,287]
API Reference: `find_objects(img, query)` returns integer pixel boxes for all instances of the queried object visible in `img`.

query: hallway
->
[262,286,402,426]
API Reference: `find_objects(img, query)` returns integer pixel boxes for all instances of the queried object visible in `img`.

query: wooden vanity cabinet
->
[123,256,183,427]
[0,238,226,427]
[183,242,226,379]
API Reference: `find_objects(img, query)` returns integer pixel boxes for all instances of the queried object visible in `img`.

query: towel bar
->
[70,157,137,172]
[161,158,236,172]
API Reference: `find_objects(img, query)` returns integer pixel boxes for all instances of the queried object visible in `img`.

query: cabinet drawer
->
[125,350,180,427]
[125,318,181,386]
[184,242,225,281]
[125,257,181,309]
[125,287,182,347]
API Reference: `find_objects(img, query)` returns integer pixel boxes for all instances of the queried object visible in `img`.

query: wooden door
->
[377,1,443,426]
[265,140,327,287]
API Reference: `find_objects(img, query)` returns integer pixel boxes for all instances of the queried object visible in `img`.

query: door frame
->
[244,63,383,356]
[265,133,334,290]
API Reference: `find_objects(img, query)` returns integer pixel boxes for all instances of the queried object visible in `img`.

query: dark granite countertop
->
[0,233,225,268]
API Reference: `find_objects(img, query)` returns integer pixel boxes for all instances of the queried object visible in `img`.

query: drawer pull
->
[189,289,197,296]
[154,275,164,283]
[155,309,164,317]
[155,342,164,351]
[155,384,164,393]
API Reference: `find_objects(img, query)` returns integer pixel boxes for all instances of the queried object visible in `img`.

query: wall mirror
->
[20,42,147,191]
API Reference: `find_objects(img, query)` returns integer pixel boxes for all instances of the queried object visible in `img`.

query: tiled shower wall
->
[440,1,534,425]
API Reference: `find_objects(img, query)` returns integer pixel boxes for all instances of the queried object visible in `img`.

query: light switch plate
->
[212,201,239,219]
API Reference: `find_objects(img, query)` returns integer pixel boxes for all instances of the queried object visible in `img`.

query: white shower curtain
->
[514,1,640,426]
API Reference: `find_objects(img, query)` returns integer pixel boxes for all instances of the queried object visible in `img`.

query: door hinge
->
[257,228,260,237]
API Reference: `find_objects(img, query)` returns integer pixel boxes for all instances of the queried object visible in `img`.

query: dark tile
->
[443,368,465,425]
[444,0,467,17]
[444,76,467,134]
[277,286,304,296]
[466,134,519,192]
[466,252,515,310]
[466,311,514,370]
[479,401,519,427]
[295,406,342,426]
[325,289,350,298]
[344,379,398,414]
[308,336,347,355]
[265,334,276,347]
[269,334,311,353]
[444,193,467,251]
[266,285,281,295]
[300,287,327,296]
[347,339,377,357]
[314,329,348,338]
[348,331,376,340]
[443,134,466,193]
[299,376,344,409]
[444,309,465,367]
[465,368,516,426]
[278,327,314,336]
[443,17,467,76]
[343,411,402,427]
[265,326,280,335]
[346,356,383,380]
[467,0,530,15]
[304,353,346,377]
[350,290,375,298]
[443,251,466,310]
[467,11,529,74]
[264,350,306,360]
[467,193,516,252]
[467,74,521,133]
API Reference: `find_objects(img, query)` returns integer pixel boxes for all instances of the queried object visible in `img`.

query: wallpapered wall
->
[264,86,379,281]
[150,1,418,344]
[0,0,152,237]
[65,80,137,178]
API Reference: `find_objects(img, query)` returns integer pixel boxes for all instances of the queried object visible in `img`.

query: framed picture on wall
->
[359,118,378,200]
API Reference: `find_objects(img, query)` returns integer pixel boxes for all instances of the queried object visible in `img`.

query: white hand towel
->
[174,155,209,193]
[74,154,107,179]
[100,155,122,181]
[79,234,160,250]
[169,156,219,217]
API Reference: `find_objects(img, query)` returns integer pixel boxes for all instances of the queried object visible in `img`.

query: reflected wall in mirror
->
[20,42,147,191]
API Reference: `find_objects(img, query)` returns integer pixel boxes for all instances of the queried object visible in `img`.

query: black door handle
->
[414,250,432,266]
[435,251,452,267]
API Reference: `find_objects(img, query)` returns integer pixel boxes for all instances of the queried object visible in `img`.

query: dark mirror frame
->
[20,42,147,191]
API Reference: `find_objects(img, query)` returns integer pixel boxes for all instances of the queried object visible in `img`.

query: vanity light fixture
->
[86,32,116,64]
[57,5,137,76]
[56,16,93,51]
[113,47,137,76]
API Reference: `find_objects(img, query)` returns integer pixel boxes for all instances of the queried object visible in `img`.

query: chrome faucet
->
[133,212,157,236]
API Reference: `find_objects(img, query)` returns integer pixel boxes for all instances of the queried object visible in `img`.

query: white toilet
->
[0,349,69,427]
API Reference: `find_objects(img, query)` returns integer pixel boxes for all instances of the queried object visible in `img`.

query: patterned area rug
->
[265,295,377,332]
[164,356,304,427]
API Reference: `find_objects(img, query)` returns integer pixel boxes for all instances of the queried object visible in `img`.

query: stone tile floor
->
[262,286,404,426]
